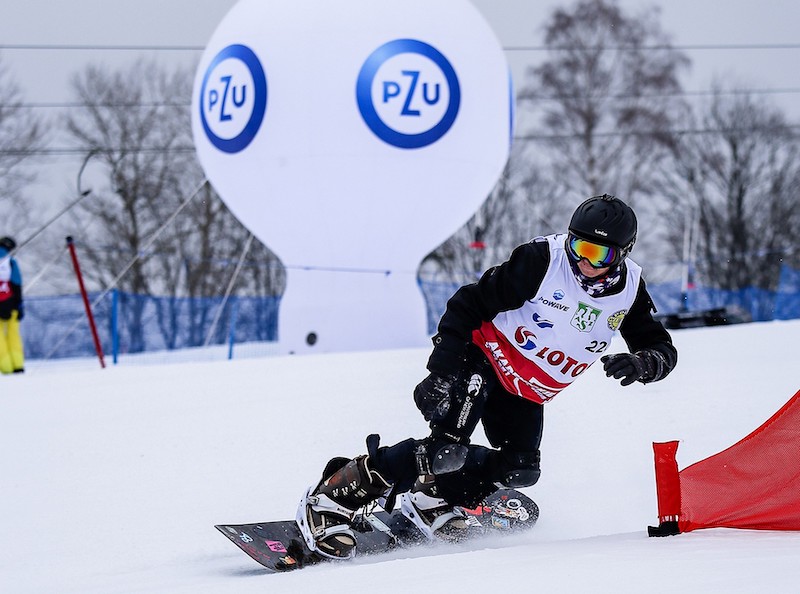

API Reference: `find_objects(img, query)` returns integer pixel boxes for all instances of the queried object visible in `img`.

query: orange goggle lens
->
[567,235,618,268]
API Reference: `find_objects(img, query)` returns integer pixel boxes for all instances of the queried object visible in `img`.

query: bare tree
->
[654,86,800,317]
[421,143,563,283]
[419,144,564,325]
[518,0,690,255]
[63,59,284,351]
[0,56,45,233]
[421,0,688,290]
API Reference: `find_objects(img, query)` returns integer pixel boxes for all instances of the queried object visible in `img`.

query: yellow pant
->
[0,310,24,374]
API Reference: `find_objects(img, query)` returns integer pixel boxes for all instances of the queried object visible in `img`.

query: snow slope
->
[2,320,800,593]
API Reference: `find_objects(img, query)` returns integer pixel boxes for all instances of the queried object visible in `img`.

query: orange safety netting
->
[652,389,800,534]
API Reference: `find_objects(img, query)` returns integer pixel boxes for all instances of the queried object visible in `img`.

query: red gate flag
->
[651,389,800,534]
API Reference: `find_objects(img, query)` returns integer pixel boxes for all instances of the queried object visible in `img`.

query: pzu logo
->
[356,39,460,149]
[199,44,267,154]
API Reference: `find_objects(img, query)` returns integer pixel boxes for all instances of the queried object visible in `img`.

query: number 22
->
[586,340,608,353]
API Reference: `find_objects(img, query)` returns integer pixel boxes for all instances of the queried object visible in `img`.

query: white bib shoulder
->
[473,234,642,403]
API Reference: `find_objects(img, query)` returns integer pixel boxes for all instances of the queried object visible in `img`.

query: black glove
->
[601,352,650,386]
[413,372,455,422]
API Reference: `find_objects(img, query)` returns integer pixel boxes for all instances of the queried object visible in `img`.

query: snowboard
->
[216,488,539,573]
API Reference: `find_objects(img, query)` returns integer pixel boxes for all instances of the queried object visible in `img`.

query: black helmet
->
[568,194,637,264]
[0,236,16,251]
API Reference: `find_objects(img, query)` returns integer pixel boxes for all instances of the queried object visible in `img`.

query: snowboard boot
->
[297,455,391,560]
[399,477,471,542]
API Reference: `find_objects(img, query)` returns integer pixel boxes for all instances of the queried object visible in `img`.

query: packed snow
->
[2,320,800,593]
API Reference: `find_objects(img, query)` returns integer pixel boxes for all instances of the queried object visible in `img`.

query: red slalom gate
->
[66,236,106,369]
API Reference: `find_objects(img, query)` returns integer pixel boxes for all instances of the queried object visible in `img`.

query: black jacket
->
[427,239,677,381]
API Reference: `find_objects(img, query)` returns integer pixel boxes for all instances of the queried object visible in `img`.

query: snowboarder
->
[297,194,677,559]
[0,236,25,374]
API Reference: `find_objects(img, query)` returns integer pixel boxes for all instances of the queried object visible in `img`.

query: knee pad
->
[497,449,541,488]
[501,467,540,488]
[429,444,496,508]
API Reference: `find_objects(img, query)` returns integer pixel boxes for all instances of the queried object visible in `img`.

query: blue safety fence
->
[23,290,279,361]
[774,264,800,320]
[642,265,800,322]
[418,278,463,335]
[22,265,800,361]
[417,264,800,330]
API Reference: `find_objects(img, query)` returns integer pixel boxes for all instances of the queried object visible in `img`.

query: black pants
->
[371,351,544,507]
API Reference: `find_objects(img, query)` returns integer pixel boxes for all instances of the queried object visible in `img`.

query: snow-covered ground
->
[3,320,800,593]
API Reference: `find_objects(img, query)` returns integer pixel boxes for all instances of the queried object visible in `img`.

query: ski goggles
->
[567,234,619,268]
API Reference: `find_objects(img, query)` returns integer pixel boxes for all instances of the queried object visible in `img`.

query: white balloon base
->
[277,267,431,355]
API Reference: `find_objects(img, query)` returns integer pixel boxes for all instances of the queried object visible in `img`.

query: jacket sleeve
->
[619,278,678,382]
[11,259,22,309]
[427,239,550,376]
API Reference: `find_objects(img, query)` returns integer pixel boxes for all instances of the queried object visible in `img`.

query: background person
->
[0,237,25,374]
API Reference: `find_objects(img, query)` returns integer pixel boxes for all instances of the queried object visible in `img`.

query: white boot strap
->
[296,485,358,560]
[399,491,468,540]
[308,493,358,519]
[428,508,463,533]
[408,490,448,511]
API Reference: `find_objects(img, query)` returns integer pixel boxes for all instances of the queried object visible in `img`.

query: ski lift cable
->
[203,231,255,348]
[42,179,208,361]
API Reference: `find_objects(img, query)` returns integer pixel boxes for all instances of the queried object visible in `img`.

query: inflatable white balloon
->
[192,0,511,354]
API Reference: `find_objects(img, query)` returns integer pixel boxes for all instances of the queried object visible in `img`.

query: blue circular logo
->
[356,39,460,149]
[199,44,267,154]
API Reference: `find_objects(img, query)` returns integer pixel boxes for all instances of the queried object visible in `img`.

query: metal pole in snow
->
[111,288,119,365]
[227,298,239,361]
[66,236,106,369]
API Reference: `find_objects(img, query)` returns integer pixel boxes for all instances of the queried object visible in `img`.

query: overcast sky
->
[2,0,799,198]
